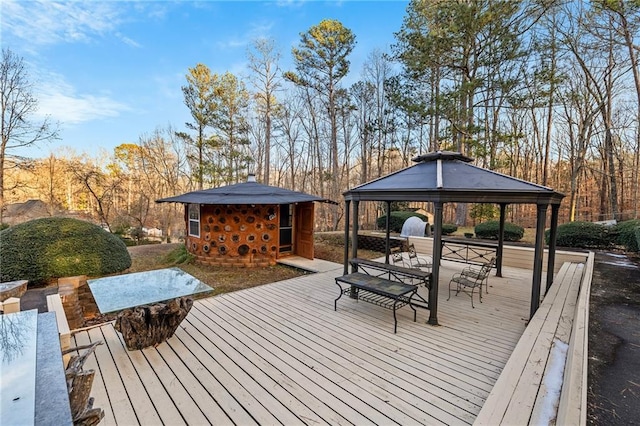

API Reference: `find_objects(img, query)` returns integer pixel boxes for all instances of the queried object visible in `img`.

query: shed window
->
[188,204,200,237]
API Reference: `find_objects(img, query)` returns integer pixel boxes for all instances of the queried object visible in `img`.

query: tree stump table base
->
[114,297,194,350]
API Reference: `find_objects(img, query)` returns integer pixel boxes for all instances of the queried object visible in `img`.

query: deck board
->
[87,326,140,425]
[210,296,476,424]
[98,326,164,424]
[72,329,116,426]
[152,338,235,425]
[202,295,450,425]
[72,261,534,425]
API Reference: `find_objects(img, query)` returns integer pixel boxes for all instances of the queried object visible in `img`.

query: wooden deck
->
[71,261,533,425]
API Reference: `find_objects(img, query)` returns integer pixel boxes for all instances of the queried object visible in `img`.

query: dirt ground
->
[587,251,640,425]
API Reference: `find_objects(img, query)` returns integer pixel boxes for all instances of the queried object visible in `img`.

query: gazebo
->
[157,175,335,267]
[342,151,565,325]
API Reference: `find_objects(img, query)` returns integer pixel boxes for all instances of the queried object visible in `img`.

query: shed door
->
[294,202,314,260]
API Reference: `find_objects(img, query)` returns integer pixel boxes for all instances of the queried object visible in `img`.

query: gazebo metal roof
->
[157,181,336,205]
[344,151,564,205]
[342,151,565,325]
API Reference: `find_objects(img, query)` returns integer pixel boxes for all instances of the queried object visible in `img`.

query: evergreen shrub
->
[0,217,132,285]
[441,223,458,235]
[376,211,428,234]
[546,221,610,249]
[475,220,524,241]
[611,219,640,252]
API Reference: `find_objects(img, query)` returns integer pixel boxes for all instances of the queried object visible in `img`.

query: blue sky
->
[2,0,409,159]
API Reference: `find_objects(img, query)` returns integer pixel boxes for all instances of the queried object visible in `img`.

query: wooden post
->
[531,204,548,319]
[546,204,560,291]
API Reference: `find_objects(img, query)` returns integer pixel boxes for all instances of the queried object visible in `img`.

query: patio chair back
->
[391,248,406,268]
[407,243,432,269]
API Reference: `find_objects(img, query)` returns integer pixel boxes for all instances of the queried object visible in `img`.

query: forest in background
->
[1,1,639,239]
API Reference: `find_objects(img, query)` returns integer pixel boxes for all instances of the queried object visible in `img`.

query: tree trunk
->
[114,297,194,350]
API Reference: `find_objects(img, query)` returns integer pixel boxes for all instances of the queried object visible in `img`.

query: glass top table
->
[88,268,214,350]
[1,309,38,425]
[1,309,72,425]
[88,267,213,314]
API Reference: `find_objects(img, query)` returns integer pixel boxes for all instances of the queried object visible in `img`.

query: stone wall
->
[58,276,87,330]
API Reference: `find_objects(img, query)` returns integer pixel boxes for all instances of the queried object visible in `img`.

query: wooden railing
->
[555,251,593,425]
[474,253,594,425]
[440,237,497,265]
[408,236,588,274]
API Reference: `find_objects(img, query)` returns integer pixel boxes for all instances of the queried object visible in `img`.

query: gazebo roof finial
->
[412,150,474,163]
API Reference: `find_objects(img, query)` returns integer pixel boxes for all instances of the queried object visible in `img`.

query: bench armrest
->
[46,294,71,356]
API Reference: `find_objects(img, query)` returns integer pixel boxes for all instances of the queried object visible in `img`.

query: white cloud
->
[116,32,143,49]
[215,20,276,51]
[275,0,307,8]
[2,0,138,48]
[34,73,130,125]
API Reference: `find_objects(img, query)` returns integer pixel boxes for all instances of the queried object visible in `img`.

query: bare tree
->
[597,0,640,218]
[71,159,122,231]
[274,97,303,190]
[0,48,58,222]
[247,38,282,184]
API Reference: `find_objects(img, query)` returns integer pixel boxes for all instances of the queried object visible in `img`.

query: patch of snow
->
[600,260,638,269]
[609,253,627,258]
[536,339,569,426]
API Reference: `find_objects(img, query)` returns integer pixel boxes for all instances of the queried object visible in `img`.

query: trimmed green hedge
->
[376,211,428,233]
[440,223,458,235]
[611,219,640,252]
[475,220,524,241]
[545,221,610,249]
[0,217,132,285]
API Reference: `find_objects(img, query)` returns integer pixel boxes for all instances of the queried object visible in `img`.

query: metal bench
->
[334,258,431,332]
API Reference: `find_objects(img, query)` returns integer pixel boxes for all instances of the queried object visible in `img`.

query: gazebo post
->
[530,204,548,319]
[351,200,359,272]
[429,201,443,325]
[546,204,560,291]
[497,203,507,277]
[343,200,351,276]
[350,200,360,299]
[385,201,391,264]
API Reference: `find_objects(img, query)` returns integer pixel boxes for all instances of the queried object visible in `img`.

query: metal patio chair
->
[390,247,409,268]
[447,257,495,308]
[407,243,432,270]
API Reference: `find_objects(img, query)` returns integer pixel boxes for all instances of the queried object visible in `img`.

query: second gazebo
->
[342,151,565,325]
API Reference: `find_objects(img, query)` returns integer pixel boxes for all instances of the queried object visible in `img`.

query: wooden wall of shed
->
[186,204,280,267]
